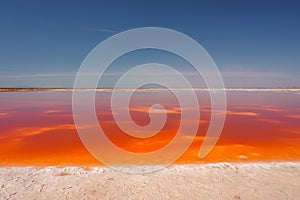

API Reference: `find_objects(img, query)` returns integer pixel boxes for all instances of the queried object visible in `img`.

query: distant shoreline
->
[1,88,300,92]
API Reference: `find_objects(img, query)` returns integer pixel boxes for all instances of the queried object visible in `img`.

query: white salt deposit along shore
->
[0,162,299,200]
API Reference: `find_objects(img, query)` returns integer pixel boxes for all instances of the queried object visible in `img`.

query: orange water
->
[0,89,299,166]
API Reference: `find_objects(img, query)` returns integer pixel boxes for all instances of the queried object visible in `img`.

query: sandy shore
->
[0,162,299,200]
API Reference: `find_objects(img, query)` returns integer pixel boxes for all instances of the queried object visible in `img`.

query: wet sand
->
[1,162,299,200]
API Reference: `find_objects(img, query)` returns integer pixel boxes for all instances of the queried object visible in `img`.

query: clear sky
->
[0,0,299,88]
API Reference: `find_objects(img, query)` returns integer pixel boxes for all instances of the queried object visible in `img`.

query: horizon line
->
[1,87,300,92]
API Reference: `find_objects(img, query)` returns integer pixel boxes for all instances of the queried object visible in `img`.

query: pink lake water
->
[0,89,300,166]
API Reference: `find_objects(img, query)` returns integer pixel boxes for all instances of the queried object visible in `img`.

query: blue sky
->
[0,0,299,88]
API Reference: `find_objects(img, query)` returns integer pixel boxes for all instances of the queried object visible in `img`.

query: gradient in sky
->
[0,0,300,88]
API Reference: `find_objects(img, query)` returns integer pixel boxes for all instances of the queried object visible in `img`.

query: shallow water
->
[0,89,299,166]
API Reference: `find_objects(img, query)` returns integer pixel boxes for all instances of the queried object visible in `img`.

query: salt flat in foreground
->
[1,162,299,200]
